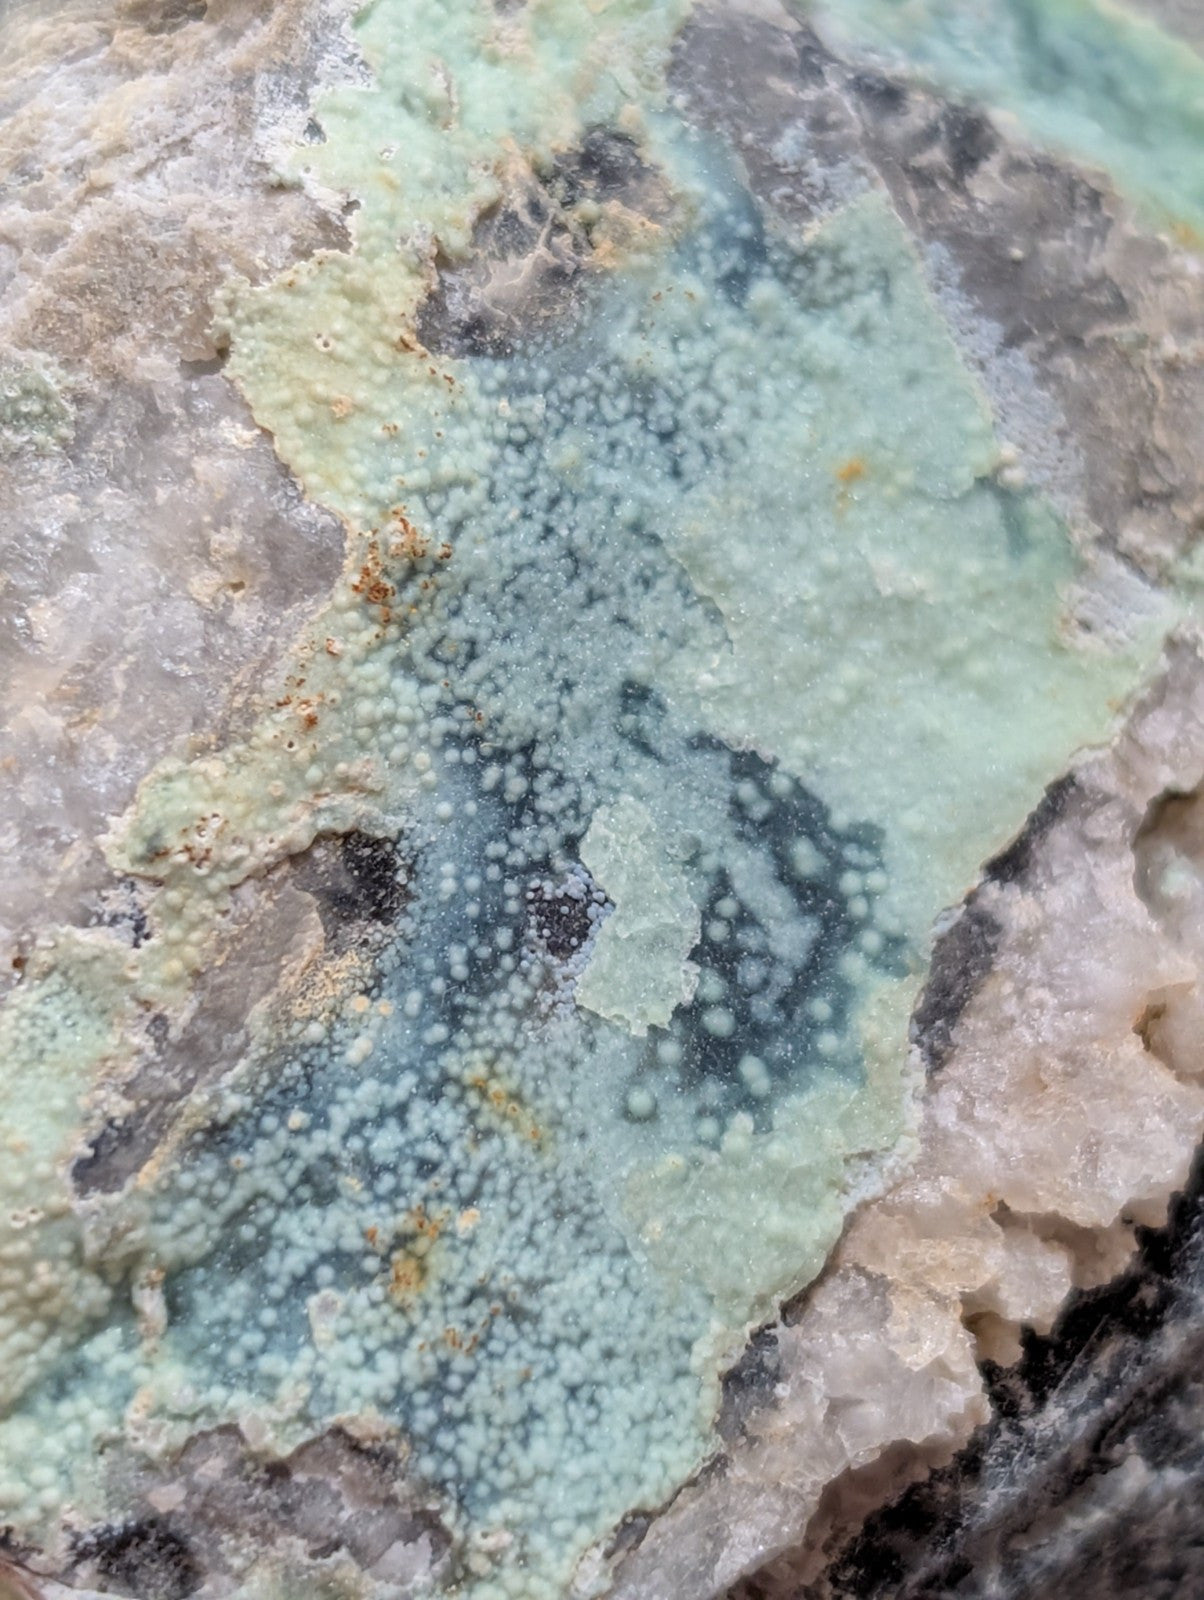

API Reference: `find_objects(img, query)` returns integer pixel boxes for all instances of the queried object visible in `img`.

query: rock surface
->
[1,2,1203,1598]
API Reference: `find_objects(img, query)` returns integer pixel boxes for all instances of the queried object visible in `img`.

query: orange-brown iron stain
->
[147,810,227,872]
[384,507,430,564]
[835,456,866,517]
[271,650,325,731]
[349,538,396,608]
[380,1203,454,1310]
[388,1251,427,1302]
[464,1071,544,1147]
[383,1210,499,1357]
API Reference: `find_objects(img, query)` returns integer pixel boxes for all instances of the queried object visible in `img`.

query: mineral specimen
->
[1,1,1203,1598]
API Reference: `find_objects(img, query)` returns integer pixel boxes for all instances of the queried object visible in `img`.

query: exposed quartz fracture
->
[0,1,1202,1598]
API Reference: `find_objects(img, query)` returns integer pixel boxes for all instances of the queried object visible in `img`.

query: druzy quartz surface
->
[1,2,1203,1598]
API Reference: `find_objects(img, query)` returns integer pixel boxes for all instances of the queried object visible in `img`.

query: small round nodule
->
[625,1086,658,1122]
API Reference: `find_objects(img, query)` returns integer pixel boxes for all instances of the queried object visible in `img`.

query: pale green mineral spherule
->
[625,1085,659,1121]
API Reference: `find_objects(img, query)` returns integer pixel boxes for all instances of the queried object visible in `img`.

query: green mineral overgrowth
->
[807,0,1204,236]
[0,357,73,456]
[0,0,1193,1593]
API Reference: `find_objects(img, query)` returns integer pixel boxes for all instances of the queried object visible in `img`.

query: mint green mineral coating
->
[655,192,1172,932]
[0,947,128,1446]
[186,121,1166,1598]
[808,0,1204,233]
[0,0,1192,1594]
[0,358,72,456]
[222,0,690,523]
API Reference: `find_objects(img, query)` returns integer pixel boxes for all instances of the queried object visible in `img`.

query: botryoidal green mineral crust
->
[1,1,1204,1597]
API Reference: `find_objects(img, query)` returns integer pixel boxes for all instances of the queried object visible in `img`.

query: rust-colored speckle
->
[395,328,428,356]
[387,509,430,564]
[389,1251,427,1303]
[465,1072,544,1147]
[350,539,397,607]
[835,457,867,516]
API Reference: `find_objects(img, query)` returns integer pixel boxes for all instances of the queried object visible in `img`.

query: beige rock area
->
[0,0,353,976]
